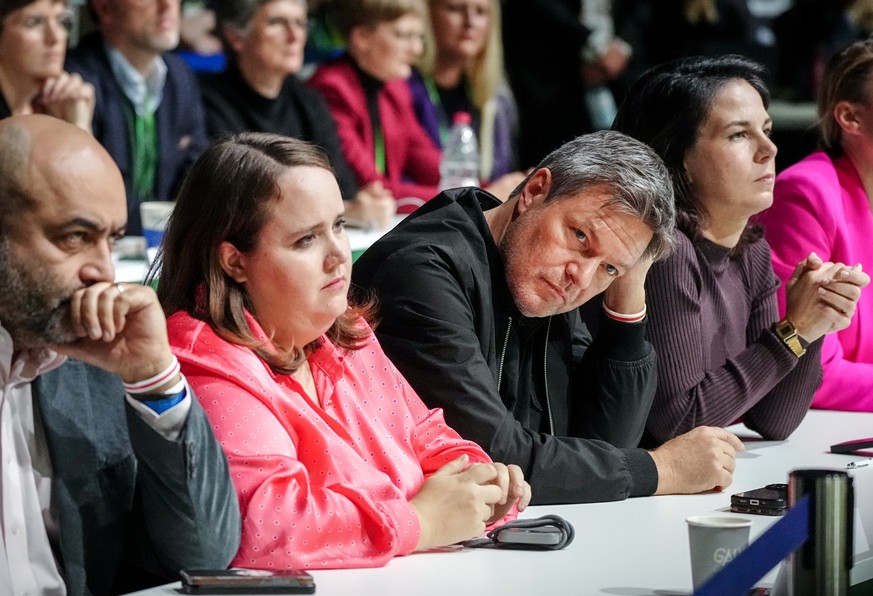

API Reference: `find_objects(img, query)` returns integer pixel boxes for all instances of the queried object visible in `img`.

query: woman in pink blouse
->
[154,133,530,570]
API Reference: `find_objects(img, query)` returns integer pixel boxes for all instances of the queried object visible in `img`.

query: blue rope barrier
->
[695,495,811,596]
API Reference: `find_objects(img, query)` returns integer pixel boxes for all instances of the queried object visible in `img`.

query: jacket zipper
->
[543,317,554,435]
[496,317,512,393]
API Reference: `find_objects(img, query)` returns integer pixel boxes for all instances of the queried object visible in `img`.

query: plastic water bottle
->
[439,112,479,190]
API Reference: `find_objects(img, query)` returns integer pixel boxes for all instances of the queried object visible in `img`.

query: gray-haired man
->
[353,130,744,505]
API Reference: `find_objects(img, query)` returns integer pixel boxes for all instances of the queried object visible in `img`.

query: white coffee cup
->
[140,201,175,249]
[686,514,752,589]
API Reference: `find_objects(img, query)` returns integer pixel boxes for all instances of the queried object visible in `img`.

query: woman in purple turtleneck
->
[612,55,869,444]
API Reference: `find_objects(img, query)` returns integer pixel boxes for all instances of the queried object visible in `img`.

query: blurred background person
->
[308,0,441,213]
[613,54,868,443]
[66,0,207,235]
[614,0,771,107]
[502,0,631,168]
[204,0,395,228]
[156,133,530,569]
[0,0,94,130]
[179,0,222,56]
[408,0,524,197]
[760,39,873,411]
[577,0,631,131]
[772,0,873,102]
[303,0,345,68]
[175,0,226,73]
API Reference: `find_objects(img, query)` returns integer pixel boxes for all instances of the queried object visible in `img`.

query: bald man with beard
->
[0,115,239,596]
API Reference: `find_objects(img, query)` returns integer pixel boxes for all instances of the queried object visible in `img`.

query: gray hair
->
[510,130,676,261]
[214,0,307,35]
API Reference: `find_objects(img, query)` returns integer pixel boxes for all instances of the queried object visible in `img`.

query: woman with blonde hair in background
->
[408,0,524,196]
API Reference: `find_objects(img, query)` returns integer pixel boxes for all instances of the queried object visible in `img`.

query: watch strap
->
[773,318,806,358]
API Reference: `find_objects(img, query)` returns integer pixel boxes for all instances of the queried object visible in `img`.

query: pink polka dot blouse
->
[167,310,503,569]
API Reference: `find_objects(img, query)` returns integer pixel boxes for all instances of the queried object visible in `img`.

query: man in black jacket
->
[353,131,745,504]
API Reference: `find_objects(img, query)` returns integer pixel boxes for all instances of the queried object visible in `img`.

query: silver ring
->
[114,283,125,294]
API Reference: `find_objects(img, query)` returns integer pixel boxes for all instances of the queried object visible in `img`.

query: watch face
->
[775,320,796,338]
[774,320,805,357]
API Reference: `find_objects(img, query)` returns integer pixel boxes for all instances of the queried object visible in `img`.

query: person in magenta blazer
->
[761,39,873,411]
[308,0,441,213]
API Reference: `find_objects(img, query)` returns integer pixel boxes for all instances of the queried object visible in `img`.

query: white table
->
[125,410,873,596]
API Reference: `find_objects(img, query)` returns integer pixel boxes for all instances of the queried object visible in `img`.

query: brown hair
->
[329,0,426,39]
[818,39,873,156]
[153,133,374,375]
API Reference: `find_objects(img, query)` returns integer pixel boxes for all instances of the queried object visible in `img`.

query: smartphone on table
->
[179,568,315,594]
[730,483,787,516]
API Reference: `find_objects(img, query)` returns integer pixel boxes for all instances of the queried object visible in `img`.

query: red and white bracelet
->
[602,303,647,323]
[122,355,182,395]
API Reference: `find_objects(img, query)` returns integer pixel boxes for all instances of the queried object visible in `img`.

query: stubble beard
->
[0,241,79,349]
[499,221,546,318]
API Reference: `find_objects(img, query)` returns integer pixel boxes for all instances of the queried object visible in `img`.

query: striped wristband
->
[602,303,647,323]
[122,355,182,395]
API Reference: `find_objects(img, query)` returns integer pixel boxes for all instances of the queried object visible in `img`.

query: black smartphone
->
[179,569,315,594]
[730,483,788,516]
[830,437,873,454]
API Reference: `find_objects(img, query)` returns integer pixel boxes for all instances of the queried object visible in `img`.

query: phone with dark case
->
[830,437,873,454]
[179,569,315,594]
[730,483,787,516]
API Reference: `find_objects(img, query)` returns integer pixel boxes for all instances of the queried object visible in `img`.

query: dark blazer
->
[66,33,208,235]
[33,359,240,596]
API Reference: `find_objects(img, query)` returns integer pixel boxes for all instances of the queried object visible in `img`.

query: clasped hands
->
[410,454,532,551]
[785,252,870,343]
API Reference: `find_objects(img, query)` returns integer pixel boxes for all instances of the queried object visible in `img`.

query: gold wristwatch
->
[773,318,806,358]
